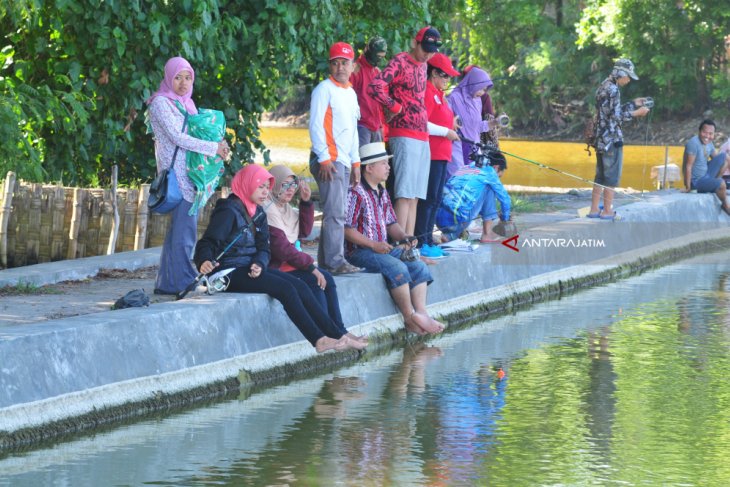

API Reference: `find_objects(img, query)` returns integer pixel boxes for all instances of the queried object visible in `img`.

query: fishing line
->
[501,148,644,201]
[640,107,654,196]
[459,134,644,201]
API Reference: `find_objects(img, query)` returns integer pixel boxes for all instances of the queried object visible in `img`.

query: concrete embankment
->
[1,191,729,450]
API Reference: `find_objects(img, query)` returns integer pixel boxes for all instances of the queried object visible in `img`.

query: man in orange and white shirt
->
[308,42,362,274]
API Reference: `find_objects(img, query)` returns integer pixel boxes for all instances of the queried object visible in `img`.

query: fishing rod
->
[458,134,644,201]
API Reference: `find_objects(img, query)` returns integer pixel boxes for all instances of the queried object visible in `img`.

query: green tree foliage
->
[578,0,730,114]
[1,0,459,185]
[457,0,729,134]
[455,0,602,134]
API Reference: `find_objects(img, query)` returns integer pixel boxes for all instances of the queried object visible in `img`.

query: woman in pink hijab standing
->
[146,57,230,295]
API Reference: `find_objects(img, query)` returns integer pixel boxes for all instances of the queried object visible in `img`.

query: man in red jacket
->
[368,26,441,236]
[351,36,388,146]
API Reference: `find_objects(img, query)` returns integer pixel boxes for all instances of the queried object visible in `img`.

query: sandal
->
[330,262,363,275]
[599,212,621,221]
[586,212,601,218]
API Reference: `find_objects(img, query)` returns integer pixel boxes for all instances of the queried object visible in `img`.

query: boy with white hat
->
[345,142,445,335]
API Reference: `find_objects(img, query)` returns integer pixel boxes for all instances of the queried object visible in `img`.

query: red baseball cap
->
[427,53,459,77]
[329,42,355,60]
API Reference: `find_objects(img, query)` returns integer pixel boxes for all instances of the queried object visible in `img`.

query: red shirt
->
[350,55,383,132]
[425,81,454,161]
[367,52,428,141]
[268,201,315,272]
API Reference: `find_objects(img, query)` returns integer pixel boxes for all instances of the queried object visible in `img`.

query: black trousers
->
[226,267,343,346]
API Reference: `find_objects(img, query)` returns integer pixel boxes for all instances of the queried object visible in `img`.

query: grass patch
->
[510,193,564,213]
[0,282,61,296]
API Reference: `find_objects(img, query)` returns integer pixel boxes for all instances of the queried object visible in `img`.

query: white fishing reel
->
[496,113,510,128]
[201,268,234,295]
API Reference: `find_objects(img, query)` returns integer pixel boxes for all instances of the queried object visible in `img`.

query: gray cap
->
[614,58,638,80]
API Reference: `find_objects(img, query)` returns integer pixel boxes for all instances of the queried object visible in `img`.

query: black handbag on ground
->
[148,113,189,214]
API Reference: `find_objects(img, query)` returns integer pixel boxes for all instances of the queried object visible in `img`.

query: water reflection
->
[4,255,730,486]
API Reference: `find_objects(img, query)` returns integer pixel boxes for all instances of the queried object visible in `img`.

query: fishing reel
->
[201,268,233,295]
[643,97,654,109]
[400,247,420,262]
[496,113,510,128]
[470,141,501,168]
[393,236,420,262]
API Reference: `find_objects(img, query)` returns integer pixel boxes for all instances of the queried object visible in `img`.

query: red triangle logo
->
[502,234,519,252]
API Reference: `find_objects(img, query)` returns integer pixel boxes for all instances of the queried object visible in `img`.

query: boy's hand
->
[371,241,393,254]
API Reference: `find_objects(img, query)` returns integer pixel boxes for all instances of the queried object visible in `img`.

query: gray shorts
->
[390,136,430,199]
[594,145,623,187]
[357,125,383,147]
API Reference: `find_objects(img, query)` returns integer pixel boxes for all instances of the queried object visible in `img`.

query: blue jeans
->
[289,268,347,335]
[347,247,432,290]
[692,153,727,193]
[441,186,498,241]
[415,160,449,247]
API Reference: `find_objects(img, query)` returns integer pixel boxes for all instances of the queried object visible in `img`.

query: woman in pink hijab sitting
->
[146,57,230,295]
[194,164,366,353]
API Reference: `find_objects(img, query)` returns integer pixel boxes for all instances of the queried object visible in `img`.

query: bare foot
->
[722,204,730,216]
[343,335,368,350]
[346,332,368,345]
[428,317,446,334]
[404,312,429,335]
[480,232,503,243]
[315,336,349,353]
[420,255,438,265]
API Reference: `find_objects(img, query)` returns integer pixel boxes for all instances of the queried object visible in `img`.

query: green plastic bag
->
[175,102,226,215]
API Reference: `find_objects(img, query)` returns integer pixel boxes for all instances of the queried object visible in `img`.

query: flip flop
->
[479,238,503,243]
[586,212,601,218]
[599,212,621,221]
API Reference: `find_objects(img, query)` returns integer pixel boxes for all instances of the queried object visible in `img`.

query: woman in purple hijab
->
[446,67,493,176]
[145,57,230,295]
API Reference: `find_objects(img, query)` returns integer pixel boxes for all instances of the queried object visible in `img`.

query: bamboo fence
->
[0,171,228,269]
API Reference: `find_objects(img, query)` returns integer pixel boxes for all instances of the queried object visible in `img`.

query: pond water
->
[256,127,685,191]
[3,252,730,486]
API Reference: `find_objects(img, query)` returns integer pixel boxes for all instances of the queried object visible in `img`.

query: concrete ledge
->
[0,248,161,288]
[1,191,729,448]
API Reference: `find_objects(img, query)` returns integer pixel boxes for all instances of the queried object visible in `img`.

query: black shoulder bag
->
[149,113,189,213]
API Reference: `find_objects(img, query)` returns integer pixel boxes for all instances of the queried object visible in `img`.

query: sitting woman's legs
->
[289,268,347,335]
[226,267,342,346]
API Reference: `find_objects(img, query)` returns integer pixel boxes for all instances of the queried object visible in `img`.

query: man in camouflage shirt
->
[588,59,650,220]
